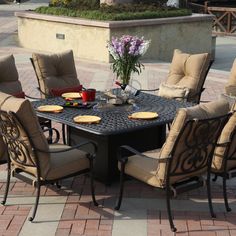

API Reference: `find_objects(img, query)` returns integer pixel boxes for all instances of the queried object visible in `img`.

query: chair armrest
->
[37,87,54,99]
[139,88,159,92]
[117,145,171,164]
[41,127,60,144]
[33,141,97,158]
[200,100,210,103]
[216,141,231,147]
[25,94,43,100]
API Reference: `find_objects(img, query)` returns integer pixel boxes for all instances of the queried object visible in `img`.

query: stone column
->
[100,0,133,5]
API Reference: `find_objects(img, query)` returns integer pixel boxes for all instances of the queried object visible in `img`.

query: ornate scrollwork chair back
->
[115,99,231,232]
[0,92,98,222]
[0,110,39,172]
[168,117,226,182]
[211,111,236,212]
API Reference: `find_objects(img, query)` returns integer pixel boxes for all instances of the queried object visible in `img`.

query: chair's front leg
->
[115,162,126,210]
[1,160,11,205]
[29,181,41,222]
[212,174,218,182]
[166,185,176,232]
[206,171,216,218]
[89,158,98,206]
[223,173,231,212]
[62,124,67,145]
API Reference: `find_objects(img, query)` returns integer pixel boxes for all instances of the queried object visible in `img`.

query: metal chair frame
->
[0,110,98,222]
[115,113,230,232]
[212,126,236,212]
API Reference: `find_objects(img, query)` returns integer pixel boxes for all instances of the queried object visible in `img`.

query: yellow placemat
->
[73,115,101,124]
[37,105,63,113]
[128,112,158,120]
[61,92,82,99]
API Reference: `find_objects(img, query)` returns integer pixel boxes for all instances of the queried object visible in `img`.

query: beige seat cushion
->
[45,144,89,180]
[166,49,211,102]
[220,93,236,110]
[0,92,50,178]
[32,50,80,97]
[212,112,236,173]
[225,59,236,96]
[158,82,189,100]
[119,149,162,187]
[0,55,22,95]
[121,99,230,188]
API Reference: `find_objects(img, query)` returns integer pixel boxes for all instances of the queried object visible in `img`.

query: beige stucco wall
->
[111,21,213,62]
[17,15,110,62]
[16,12,214,63]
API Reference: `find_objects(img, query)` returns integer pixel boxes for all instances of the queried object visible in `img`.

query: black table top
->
[32,92,193,136]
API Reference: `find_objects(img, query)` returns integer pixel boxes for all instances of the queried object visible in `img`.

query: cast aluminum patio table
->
[32,92,193,184]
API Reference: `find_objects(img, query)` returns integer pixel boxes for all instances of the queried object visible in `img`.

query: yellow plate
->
[73,115,101,124]
[128,112,158,120]
[61,92,82,99]
[37,105,63,113]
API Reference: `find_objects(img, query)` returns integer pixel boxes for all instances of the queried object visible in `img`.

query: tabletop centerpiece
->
[106,35,150,105]
[107,35,150,85]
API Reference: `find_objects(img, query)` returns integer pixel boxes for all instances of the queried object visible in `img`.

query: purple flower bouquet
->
[107,35,150,85]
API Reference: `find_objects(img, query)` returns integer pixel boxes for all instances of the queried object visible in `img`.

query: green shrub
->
[49,0,99,10]
[35,6,192,21]
[133,0,168,7]
[99,3,176,13]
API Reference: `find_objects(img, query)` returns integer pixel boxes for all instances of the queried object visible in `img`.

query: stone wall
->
[15,12,214,63]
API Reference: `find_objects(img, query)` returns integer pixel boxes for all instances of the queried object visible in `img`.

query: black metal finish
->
[115,113,230,232]
[189,59,213,104]
[32,93,192,183]
[1,158,11,205]
[0,110,98,221]
[211,125,236,212]
[32,92,193,136]
[69,124,166,184]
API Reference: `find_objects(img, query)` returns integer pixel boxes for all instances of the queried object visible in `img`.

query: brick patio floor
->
[0,2,236,236]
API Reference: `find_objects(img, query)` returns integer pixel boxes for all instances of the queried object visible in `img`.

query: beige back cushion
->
[212,112,236,172]
[157,99,230,185]
[225,59,236,96]
[0,55,22,94]
[32,50,80,97]
[166,49,211,102]
[0,55,22,163]
[0,92,50,178]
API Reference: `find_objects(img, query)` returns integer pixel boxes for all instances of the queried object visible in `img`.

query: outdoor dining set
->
[0,48,236,232]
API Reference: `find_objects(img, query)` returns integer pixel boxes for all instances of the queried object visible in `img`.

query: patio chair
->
[0,54,52,161]
[115,99,230,232]
[0,92,98,221]
[30,50,82,98]
[0,54,25,98]
[30,50,82,144]
[158,49,212,104]
[220,58,236,108]
[211,111,236,212]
